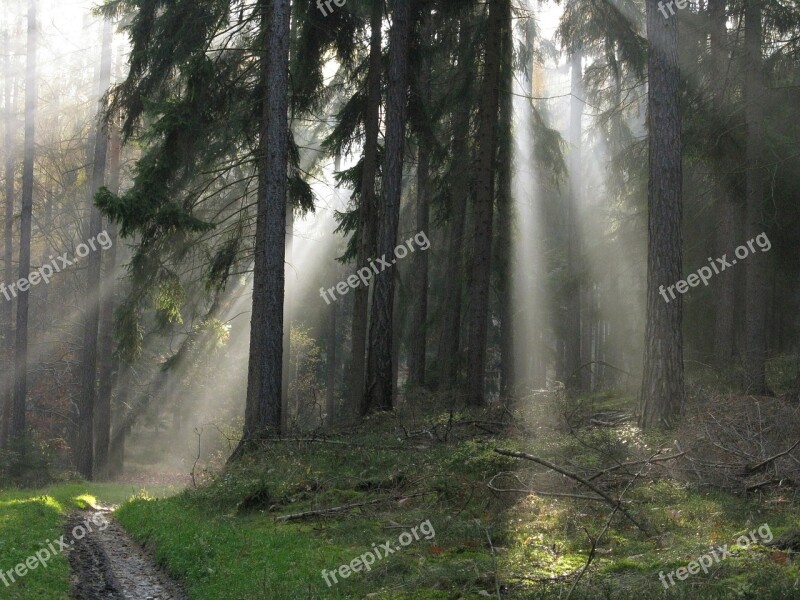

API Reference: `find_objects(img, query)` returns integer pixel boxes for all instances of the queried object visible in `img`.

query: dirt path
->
[67,507,187,600]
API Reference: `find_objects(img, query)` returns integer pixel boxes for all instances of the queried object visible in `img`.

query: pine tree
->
[243,0,292,440]
[1,30,15,449]
[744,0,768,394]
[11,0,37,444]
[639,0,685,428]
[465,0,508,406]
[408,6,432,390]
[77,18,113,480]
[364,0,413,413]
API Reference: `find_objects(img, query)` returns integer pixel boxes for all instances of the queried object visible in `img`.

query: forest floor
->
[108,382,800,599]
[4,366,800,598]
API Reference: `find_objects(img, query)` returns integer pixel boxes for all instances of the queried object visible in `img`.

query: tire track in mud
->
[67,508,187,600]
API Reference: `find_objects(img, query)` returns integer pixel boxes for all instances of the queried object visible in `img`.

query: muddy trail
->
[66,508,187,600]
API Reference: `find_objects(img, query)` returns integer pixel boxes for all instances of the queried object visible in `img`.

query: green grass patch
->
[0,482,180,600]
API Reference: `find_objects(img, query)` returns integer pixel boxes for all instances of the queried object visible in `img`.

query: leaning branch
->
[587,452,686,481]
[744,440,800,475]
[494,448,650,535]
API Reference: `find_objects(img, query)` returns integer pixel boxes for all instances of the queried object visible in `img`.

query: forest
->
[0,0,799,597]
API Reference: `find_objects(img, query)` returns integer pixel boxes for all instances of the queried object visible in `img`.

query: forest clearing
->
[1,0,799,597]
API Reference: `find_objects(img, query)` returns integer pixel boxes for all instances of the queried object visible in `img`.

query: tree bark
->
[744,0,768,394]
[496,10,514,403]
[95,56,122,480]
[349,0,382,416]
[407,8,432,390]
[437,19,471,391]
[709,0,735,369]
[326,292,336,427]
[242,0,290,443]
[282,206,294,430]
[565,50,583,391]
[77,19,112,480]
[465,0,508,406]
[364,0,413,414]
[11,0,37,444]
[639,0,685,428]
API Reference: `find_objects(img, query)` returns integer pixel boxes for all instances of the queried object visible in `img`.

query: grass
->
[0,482,180,600]
[111,400,800,599]
[4,385,800,599]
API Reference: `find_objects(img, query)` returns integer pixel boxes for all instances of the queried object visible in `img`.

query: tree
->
[11,0,37,444]
[363,0,413,414]
[326,293,337,428]
[76,18,112,480]
[407,6,432,390]
[242,0,292,441]
[349,0,383,416]
[95,47,122,480]
[465,0,508,407]
[744,0,768,394]
[563,50,584,391]
[437,16,473,391]
[639,0,685,428]
[709,0,736,370]
[496,5,514,402]
[1,30,15,449]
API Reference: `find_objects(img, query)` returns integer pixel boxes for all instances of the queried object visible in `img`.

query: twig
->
[487,472,607,501]
[564,454,654,599]
[475,519,502,599]
[745,440,800,474]
[587,452,686,481]
[274,491,434,522]
[495,448,650,535]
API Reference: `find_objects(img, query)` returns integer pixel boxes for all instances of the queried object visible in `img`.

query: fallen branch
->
[487,472,607,502]
[565,453,654,599]
[275,491,434,522]
[744,440,800,475]
[745,478,791,492]
[587,452,686,481]
[495,448,650,535]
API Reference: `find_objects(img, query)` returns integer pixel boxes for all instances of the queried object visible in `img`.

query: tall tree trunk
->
[282,206,294,430]
[437,19,471,391]
[565,50,583,390]
[408,8,432,390]
[11,0,37,444]
[95,65,122,480]
[364,0,413,414]
[326,293,336,427]
[465,0,508,407]
[37,187,52,325]
[639,0,685,428]
[242,0,290,443]
[1,31,15,449]
[77,19,113,480]
[496,9,514,403]
[349,0,382,416]
[744,0,768,394]
[709,0,735,369]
